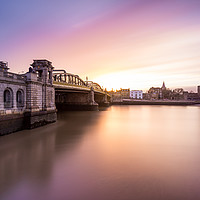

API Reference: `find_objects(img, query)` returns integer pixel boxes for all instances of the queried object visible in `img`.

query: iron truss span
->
[53,71,110,96]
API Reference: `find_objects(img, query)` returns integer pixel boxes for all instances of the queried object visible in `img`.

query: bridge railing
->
[2,71,26,81]
[53,71,109,96]
[86,81,104,92]
[53,72,87,87]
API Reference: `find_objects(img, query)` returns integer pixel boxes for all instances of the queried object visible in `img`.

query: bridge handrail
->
[53,72,79,77]
[52,71,109,96]
[53,71,87,87]
[2,71,26,81]
[86,81,104,91]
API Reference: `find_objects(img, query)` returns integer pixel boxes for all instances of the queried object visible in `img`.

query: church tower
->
[161,81,166,90]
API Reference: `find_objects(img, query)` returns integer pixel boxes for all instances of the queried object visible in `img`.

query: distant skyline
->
[1,0,200,91]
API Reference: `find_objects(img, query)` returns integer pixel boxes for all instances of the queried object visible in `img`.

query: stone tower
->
[25,59,56,128]
[31,60,53,85]
[0,61,9,72]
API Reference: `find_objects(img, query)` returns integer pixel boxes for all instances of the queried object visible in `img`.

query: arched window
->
[4,88,13,108]
[16,89,24,108]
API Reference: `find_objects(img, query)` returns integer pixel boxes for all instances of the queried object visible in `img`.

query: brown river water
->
[0,105,200,200]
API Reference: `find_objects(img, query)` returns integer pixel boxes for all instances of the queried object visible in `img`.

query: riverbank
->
[112,99,199,106]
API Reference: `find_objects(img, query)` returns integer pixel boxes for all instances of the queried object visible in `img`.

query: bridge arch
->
[53,71,87,87]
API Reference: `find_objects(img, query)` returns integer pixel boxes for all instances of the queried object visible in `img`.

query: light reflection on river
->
[0,105,200,200]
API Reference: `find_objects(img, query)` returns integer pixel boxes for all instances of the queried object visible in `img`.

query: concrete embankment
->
[112,100,199,106]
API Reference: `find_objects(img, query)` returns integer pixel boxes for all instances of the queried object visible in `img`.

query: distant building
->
[117,88,130,99]
[108,89,121,101]
[130,90,143,99]
[147,82,172,100]
[148,87,162,99]
[170,88,184,100]
[142,93,150,100]
[185,92,200,101]
[181,86,200,101]
[108,88,130,101]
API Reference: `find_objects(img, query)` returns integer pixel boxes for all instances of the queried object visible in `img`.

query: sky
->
[1,0,200,91]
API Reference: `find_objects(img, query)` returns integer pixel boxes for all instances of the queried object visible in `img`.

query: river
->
[0,105,200,200]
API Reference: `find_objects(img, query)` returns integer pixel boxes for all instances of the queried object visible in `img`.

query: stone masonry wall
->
[0,75,26,115]
[46,85,56,110]
[26,81,43,111]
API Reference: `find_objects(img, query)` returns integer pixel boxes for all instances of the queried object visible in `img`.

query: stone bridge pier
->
[24,60,57,129]
[94,92,110,107]
[55,87,98,111]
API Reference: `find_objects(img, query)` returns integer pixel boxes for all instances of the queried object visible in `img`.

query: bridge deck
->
[53,81,109,96]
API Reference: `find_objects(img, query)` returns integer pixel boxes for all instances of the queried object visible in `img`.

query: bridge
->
[53,71,110,110]
[0,59,111,135]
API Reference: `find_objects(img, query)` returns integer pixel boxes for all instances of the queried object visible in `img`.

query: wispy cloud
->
[1,0,200,89]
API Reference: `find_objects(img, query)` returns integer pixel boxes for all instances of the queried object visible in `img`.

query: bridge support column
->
[24,60,57,129]
[94,91,110,107]
[88,87,98,110]
[55,87,99,111]
[102,92,110,107]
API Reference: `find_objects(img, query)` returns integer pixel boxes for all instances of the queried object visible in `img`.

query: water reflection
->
[0,106,200,200]
[0,111,101,200]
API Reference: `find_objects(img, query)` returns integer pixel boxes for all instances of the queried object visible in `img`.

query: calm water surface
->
[1,105,200,200]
